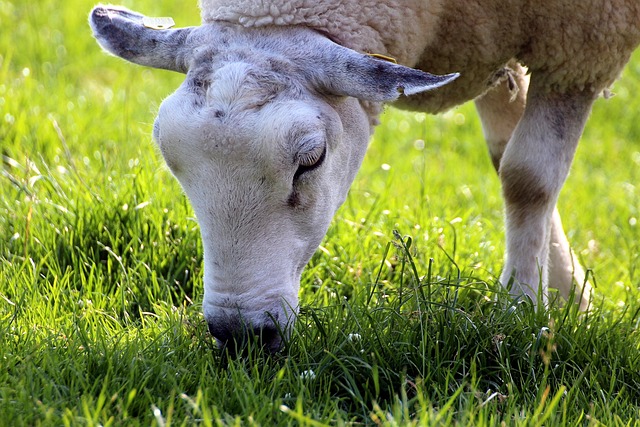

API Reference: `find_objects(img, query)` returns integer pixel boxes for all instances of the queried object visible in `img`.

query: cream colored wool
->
[200,0,640,113]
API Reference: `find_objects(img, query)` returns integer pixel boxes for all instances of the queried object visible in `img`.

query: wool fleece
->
[200,0,640,113]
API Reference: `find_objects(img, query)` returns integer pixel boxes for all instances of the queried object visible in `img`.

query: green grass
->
[2,0,640,425]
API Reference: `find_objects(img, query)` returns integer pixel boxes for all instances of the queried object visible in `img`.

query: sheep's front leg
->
[475,67,591,308]
[497,79,595,305]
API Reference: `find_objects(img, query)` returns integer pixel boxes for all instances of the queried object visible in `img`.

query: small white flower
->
[300,370,316,380]
[347,333,361,342]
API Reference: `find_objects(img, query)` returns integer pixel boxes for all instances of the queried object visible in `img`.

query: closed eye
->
[294,145,327,180]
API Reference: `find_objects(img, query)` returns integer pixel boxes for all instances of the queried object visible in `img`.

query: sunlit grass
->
[1,0,640,425]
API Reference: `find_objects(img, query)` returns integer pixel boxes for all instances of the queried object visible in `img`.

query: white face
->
[153,61,370,351]
[89,5,457,352]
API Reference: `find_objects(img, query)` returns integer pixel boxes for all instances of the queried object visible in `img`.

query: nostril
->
[207,322,232,344]
[253,324,283,353]
[207,321,284,355]
[208,321,243,356]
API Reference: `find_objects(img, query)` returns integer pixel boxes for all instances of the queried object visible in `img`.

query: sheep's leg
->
[494,78,595,305]
[547,209,592,309]
[475,69,592,308]
[474,63,529,172]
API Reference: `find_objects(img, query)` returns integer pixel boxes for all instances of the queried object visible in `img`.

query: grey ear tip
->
[90,4,116,20]
[89,5,115,29]
[448,72,461,80]
[89,7,106,35]
[89,6,103,20]
[90,5,107,14]
[89,5,143,25]
[402,71,460,96]
[435,72,460,86]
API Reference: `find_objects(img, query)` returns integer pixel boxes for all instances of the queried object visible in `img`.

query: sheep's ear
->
[89,5,195,73]
[310,45,459,102]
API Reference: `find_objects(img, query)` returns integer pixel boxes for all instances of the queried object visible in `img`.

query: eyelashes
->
[294,144,326,180]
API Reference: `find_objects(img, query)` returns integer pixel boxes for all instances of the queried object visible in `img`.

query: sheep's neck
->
[199,0,440,67]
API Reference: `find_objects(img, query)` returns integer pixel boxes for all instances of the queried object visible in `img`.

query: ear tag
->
[366,53,398,64]
[142,17,176,30]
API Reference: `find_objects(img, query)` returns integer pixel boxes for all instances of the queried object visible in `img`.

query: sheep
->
[90,0,640,353]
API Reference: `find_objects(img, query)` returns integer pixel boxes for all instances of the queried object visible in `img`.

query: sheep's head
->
[90,5,457,354]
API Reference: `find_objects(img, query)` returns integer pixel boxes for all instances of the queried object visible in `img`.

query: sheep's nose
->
[207,321,283,356]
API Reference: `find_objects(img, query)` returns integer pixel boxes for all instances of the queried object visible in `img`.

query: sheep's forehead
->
[187,44,303,109]
[159,56,321,160]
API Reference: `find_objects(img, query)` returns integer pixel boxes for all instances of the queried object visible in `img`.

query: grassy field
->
[2,0,640,425]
